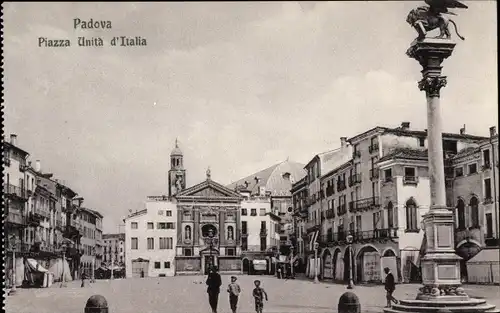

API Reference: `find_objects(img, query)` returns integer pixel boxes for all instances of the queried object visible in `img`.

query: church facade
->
[165,140,244,275]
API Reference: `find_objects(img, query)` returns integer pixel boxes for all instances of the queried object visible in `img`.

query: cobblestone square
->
[5,275,500,313]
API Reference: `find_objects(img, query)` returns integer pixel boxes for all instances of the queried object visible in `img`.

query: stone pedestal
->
[383,38,500,313]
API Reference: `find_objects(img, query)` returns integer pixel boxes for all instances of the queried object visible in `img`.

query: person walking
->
[384,267,398,308]
[227,276,241,313]
[206,266,222,313]
[252,279,268,313]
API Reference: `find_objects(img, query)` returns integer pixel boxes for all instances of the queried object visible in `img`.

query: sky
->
[3,1,497,234]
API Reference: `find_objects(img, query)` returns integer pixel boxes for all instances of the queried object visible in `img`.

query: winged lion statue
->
[406,0,468,41]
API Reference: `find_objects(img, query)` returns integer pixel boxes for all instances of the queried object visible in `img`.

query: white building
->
[124,197,177,278]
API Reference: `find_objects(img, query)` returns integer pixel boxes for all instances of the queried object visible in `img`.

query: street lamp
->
[313,242,320,284]
[207,228,215,272]
[9,234,17,295]
[346,234,354,289]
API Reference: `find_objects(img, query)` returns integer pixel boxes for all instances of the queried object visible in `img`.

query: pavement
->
[4,275,500,313]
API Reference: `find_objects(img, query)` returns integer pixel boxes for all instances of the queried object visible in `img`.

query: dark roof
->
[378,148,429,163]
[450,146,481,160]
[81,207,104,218]
[4,141,30,157]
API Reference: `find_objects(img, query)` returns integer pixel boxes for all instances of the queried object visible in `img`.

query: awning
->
[25,258,49,273]
[309,231,319,251]
[467,248,499,263]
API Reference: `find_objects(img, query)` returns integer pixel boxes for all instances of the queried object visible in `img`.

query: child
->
[252,280,268,313]
[227,276,241,313]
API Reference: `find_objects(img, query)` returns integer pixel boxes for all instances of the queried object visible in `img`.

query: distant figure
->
[206,266,222,313]
[81,271,86,288]
[252,280,268,313]
[227,276,241,313]
[141,269,145,278]
[384,267,398,308]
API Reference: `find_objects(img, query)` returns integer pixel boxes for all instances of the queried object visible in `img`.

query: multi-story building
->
[103,233,126,266]
[294,122,491,284]
[445,126,499,283]
[79,207,104,278]
[4,134,89,287]
[291,176,308,268]
[124,199,178,278]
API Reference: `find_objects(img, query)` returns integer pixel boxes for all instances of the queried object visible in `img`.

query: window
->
[159,237,173,249]
[455,167,464,177]
[131,222,138,229]
[405,199,418,231]
[242,208,248,216]
[384,169,393,182]
[456,199,465,230]
[147,222,154,230]
[261,221,266,230]
[158,222,167,229]
[404,167,416,179]
[484,178,492,200]
[470,197,479,228]
[226,248,235,256]
[183,248,192,256]
[387,202,394,228]
[251,209,257,216]
[418,137,425,147]
[147,237,154,250]
[227,226,234,240]
[131,237,138,250]
[154,262,161,269]
[185,225,192,240]
[259,208,266,216]
[167,222,175,229]
[486,213,493,238]
[166,210,172,217]
[241,221,247,234]
[483,149,491,167]
[468,163,477,175]
[372,211,381,230]
[164,262,171,269]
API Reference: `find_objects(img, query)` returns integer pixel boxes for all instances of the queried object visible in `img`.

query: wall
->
[125,200,177,277]
[241,198,273,249]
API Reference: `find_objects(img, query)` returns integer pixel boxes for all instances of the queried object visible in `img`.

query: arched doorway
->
[242,258,250,274]
[322,249,333,279]
[456,241,481,282]
[332,248,342,281]
[356,245,381,283]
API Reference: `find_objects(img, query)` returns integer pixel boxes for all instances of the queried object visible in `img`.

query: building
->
[79,207,104,278]
[294,122,491,284]
[103,233,125,266]
[227,160,307,255]
[445,126,499,283]
[3,133,93,286]
[124,199,178,278]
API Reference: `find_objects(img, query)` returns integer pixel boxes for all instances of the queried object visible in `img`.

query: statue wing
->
[425,0,468,11]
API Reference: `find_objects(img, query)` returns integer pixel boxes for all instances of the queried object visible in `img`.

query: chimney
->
[35,160,41,172]
[460,124,466,135]
[10,134,17,146]
[340,137,347,148]
[401,122,410,130]
[490,126,497,137]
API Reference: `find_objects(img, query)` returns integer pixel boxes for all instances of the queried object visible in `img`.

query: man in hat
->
[384,267,398,308]
[206,266,222,313]
[227,275,241,313]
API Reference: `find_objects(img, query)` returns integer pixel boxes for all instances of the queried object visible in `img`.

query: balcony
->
[403,176,419,185]
[370,168,379,180]
[306,220,321,233]
[384,176,394,183]
[337,181,347,192]
[353,228,398,242]
[33,207,50,219]
[337,204,347,216]
[484,197,493,205]
[352,150,361,159]
[319,232,347,246]
[348,173,362,187]
[5,210,26,226]
[482,162,491,171]
[64,225,83,239]
[4,184,28,200]
[349,197,381,213]
[368,143,379,154]
[5,241,31,253]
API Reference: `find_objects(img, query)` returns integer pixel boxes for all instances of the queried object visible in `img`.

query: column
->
[407,38,467,300]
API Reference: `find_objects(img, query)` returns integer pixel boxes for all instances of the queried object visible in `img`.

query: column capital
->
[418,76,447,98]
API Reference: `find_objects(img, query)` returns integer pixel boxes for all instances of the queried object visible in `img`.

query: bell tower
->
[168,138,186,197]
